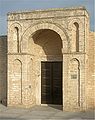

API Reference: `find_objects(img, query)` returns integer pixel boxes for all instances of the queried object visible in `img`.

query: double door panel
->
[41,61,62,105]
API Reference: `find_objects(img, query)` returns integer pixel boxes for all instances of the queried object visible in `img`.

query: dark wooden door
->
[41,61,62,105]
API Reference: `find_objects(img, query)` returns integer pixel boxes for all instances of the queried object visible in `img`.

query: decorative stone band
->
[7,7,88,21]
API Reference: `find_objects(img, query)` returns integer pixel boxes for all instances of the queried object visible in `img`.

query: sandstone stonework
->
[0,7,94,111]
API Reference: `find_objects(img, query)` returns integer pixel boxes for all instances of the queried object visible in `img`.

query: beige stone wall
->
[0,36,7,105]
[94,32,95,107]
[86,32,95,109]
[7,7,94,111]
[7,54,35,106]
[63,54,86,111]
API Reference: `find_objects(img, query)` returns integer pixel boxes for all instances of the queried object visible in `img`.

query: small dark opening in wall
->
[74,22,79,52]
[15,27,20,53]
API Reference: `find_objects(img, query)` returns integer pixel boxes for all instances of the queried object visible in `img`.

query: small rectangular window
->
[71,74,77,79]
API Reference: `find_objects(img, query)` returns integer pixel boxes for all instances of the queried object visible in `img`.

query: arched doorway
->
[29,29,63,105]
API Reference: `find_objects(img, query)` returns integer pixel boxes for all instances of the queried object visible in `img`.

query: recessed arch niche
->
[11,59,22,104]
[8,22,22,53]
[68,58,80,107]
[28,29,63,59]
[72,22,79,52]
[21,22,68,53]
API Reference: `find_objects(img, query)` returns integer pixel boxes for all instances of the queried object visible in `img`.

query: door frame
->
[41,61,63,106]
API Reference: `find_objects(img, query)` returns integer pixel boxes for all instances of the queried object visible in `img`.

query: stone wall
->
[7,7,94,111]
[0,36,7,105]
[86,32,95,109]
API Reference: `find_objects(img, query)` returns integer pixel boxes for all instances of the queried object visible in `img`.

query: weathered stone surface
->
[0,7,94,111]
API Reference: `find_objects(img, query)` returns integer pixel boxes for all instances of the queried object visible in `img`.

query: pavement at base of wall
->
[0,104,94,120]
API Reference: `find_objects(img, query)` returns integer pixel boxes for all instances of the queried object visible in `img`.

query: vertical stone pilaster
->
[62,54,69,111]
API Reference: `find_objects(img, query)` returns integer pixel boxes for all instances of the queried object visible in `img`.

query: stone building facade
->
[0,7,94,111]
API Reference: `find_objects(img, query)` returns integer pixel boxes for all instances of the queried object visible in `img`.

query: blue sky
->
[0,0,95,35]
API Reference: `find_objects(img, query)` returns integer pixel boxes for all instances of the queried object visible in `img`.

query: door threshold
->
[41,104,62,106]
[41,104,63,110]
[42,104,62,108]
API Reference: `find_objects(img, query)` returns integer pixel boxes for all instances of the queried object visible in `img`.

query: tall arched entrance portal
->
[8,7,91,111]
[19,23,68,109]
[30,29,63,105]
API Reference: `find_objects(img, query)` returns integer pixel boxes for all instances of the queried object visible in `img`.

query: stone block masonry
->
[0,7,95,111]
